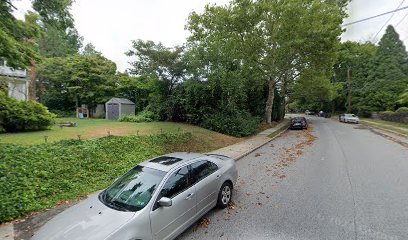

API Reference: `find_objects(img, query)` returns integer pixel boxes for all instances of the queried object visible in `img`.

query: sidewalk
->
[210,119,290,160]
[0,119,290,240]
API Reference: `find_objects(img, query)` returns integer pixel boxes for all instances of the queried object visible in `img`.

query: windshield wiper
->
[99,191,128,211]
[111,200,131,212]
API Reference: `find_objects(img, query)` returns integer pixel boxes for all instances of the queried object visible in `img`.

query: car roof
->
[139,152,207,172]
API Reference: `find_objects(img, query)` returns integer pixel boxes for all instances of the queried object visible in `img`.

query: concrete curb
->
[234,122,290,161]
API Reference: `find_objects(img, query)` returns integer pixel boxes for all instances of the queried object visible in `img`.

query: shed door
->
[107,103,119,120]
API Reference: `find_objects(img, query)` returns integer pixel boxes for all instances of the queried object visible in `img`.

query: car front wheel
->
[217,182,232,209]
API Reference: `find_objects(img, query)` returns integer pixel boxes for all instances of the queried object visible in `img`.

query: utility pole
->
[347,66,352,113]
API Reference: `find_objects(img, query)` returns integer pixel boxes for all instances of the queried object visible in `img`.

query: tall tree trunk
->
[28,59,37,101]
[265,78,275,125]
[281,72,289,120]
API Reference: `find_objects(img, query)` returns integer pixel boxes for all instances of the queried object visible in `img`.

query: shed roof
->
[107,97,134,105]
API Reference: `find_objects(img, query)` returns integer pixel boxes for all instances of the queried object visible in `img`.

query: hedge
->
[379,110,408,124]
[202,108,261,137]
[0,132,191,223]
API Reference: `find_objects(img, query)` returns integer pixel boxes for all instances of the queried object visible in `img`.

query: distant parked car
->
[305,110,314,115]
[324,112,332,118]
[290,117,308,130]
[339,114,360,124]
[32,152,238,240]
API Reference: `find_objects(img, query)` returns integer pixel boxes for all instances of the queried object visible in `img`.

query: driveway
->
[177,117,408,240]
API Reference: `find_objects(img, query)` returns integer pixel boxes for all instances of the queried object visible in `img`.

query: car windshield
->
[99,166,166,212]
[345,114,356,117]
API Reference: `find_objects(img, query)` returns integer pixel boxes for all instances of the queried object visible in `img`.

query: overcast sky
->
[12,0,408,72]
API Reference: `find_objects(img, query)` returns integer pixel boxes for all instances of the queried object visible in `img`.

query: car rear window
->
[292,117,304,122]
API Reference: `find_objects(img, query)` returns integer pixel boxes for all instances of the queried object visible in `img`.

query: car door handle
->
[216,175,221,179]
[185,193,194,200]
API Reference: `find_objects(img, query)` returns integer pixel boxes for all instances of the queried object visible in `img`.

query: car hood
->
[32,193,135,240]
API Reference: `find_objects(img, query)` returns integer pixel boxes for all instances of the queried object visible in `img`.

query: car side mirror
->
[158,197,172,207]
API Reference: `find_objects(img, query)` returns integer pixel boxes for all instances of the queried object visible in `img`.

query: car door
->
[150,166,196,240]
[190,160,220,216]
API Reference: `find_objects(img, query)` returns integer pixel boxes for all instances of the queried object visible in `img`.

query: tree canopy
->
[331,26,408,116]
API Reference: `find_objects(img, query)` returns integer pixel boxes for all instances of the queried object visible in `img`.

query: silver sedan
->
[32,152,238,240]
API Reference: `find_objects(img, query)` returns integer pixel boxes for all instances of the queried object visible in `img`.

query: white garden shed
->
[105,98,135,120]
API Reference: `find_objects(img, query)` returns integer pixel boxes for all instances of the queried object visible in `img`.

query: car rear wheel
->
[217,182,232,209]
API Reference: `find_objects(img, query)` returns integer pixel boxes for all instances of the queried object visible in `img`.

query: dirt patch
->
[165,133,242,153]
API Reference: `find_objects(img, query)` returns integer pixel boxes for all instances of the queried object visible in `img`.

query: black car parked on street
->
[290,117,308,130]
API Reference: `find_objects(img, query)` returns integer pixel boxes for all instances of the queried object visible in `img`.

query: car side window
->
[160,166,190,199]
[190,160,218,184]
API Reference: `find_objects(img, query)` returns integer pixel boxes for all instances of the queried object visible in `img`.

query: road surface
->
[177,117,408,240]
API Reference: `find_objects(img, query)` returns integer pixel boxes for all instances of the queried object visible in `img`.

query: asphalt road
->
[177,117,408,240]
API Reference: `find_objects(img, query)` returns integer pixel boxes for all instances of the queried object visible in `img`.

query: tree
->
[126,40,187,119]
[37,54,117,111]
[332,42,377,113]
[187,0,347,124]
[32,0,82,57]
[356,26,408,114]
[291,70,337,111]
[0,1,42,68]
[81,43,102,56]
[398,89,408,105]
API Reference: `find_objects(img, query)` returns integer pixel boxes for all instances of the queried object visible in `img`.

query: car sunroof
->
[150,156,183,165]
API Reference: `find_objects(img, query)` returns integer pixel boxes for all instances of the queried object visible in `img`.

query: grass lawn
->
[361,118,408,135]
[0,118,241,151]
[361,118,408,129]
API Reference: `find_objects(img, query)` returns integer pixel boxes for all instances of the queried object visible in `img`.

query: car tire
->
[217,182,232,209]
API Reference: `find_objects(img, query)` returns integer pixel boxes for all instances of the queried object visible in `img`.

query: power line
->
[341,5,408,27]
[396,11,408,26]
[372,0,406,42]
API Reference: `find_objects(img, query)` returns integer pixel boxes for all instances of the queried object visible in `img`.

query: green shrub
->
[119,110,158,123]
[201,107,260,137]
[0,92,56,132]
[119,114,152,122]
[0,132,192,223]
[396,107,408,113]
[380,111,395,115]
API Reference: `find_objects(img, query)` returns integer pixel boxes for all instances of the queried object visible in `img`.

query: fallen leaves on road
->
[228,201,236,210]
[268,126,317,180]
[193,217,211,231]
